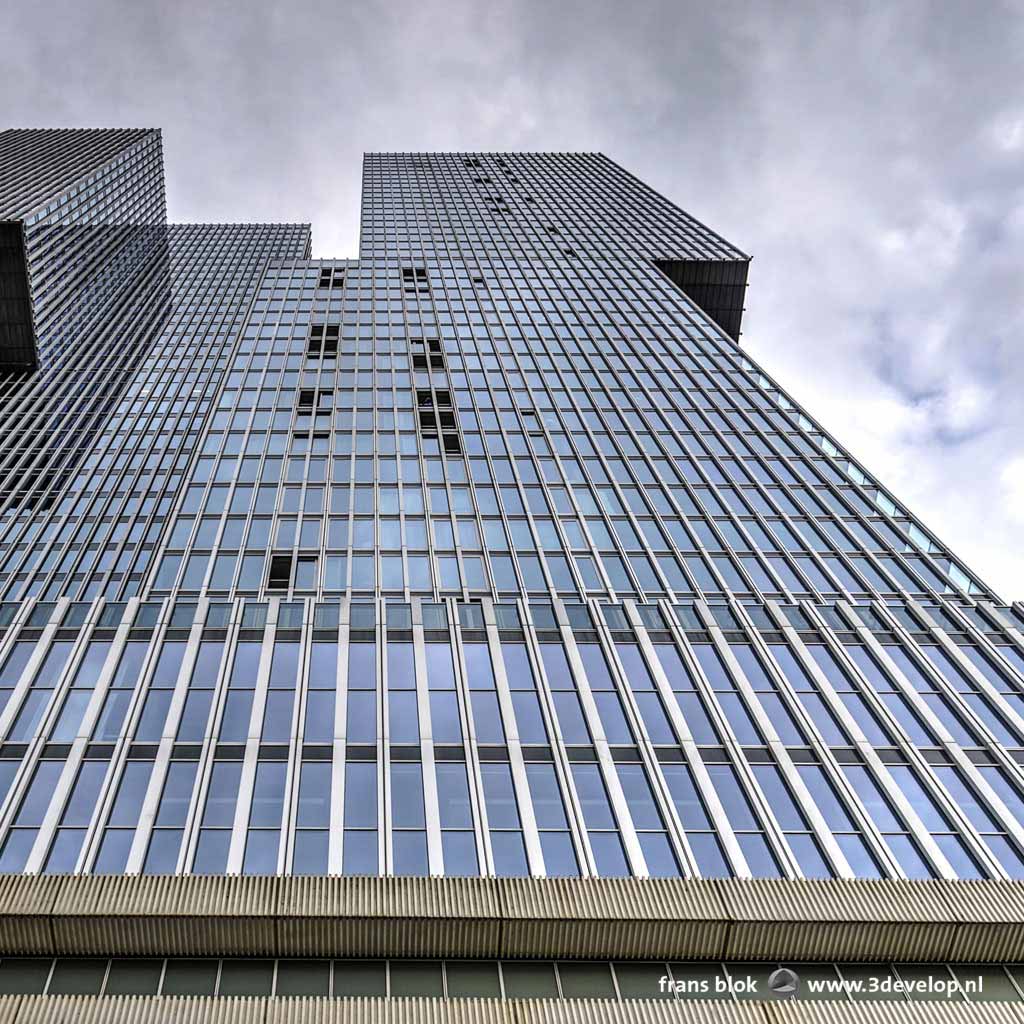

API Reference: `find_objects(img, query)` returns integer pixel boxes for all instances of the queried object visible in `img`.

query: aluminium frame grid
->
[0,146,1020,886]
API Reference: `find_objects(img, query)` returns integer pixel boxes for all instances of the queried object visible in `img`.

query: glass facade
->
[0,956,1018,1004]
[1,135,1023,884]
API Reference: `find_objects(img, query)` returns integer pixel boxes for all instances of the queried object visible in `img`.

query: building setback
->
[0,129,1021,1019]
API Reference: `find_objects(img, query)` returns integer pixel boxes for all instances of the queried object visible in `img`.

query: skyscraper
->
[0,129,1022,1016]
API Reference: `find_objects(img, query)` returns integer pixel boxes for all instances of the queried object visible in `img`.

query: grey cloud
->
[3,0,1023,596]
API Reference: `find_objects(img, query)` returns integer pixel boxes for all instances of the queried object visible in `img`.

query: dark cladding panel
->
[0,222,35,373]
[654,257,750,342]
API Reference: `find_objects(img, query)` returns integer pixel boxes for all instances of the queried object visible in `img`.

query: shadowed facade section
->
[654,257,750,342]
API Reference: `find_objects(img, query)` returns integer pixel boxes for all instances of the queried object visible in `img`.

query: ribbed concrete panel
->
[763,1002,1024,1023]
[267,997,510,1024]
[0,875,63,953]
[513,998,766,1024]
[3,995,269,1024]
[49,875,279,956]
[940,880,1024,963]
[4,997,1024,1024]
[498,878,727,959]
[276,877,503,958]
[717,878,958,961]
[4,875,1024,961]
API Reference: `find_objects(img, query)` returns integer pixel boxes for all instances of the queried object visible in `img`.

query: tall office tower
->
[0,135,1022,1018]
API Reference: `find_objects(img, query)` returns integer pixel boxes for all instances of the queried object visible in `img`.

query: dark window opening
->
[317,267,345,290]
[411,338,445,370]
[268,555,292,591]
[401,267,430,294]
[298,389,332,411]
[308,324,340,357]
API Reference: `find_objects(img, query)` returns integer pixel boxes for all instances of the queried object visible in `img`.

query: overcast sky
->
[5,0,1023,600]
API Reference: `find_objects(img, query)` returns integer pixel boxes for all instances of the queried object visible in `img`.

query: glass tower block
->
[0,134,1022,889]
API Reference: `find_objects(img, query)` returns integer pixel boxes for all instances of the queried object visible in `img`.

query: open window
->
[411,337,445,369]
[268,554,293,591]
[317,267,345,290]
[307,323,340,358]
[401,267,430,295]
[298,388,332,411]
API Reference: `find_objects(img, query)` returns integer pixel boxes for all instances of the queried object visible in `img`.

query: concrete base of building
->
[0,994,1021,1024]
[0,874,1021,963]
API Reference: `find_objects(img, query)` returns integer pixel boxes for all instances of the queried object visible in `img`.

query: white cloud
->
[991,112,1024,151]
[1001,459,1024,523]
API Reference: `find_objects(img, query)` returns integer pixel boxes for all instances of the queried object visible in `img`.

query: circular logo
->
[768,967,799,998]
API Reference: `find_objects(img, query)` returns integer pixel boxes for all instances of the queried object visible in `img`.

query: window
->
[401,267,430,295]
[268,554,292,590]
[317,267,345,290]
[307,323,340,356]
[298,388,331,411]
[295,556,318,589]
